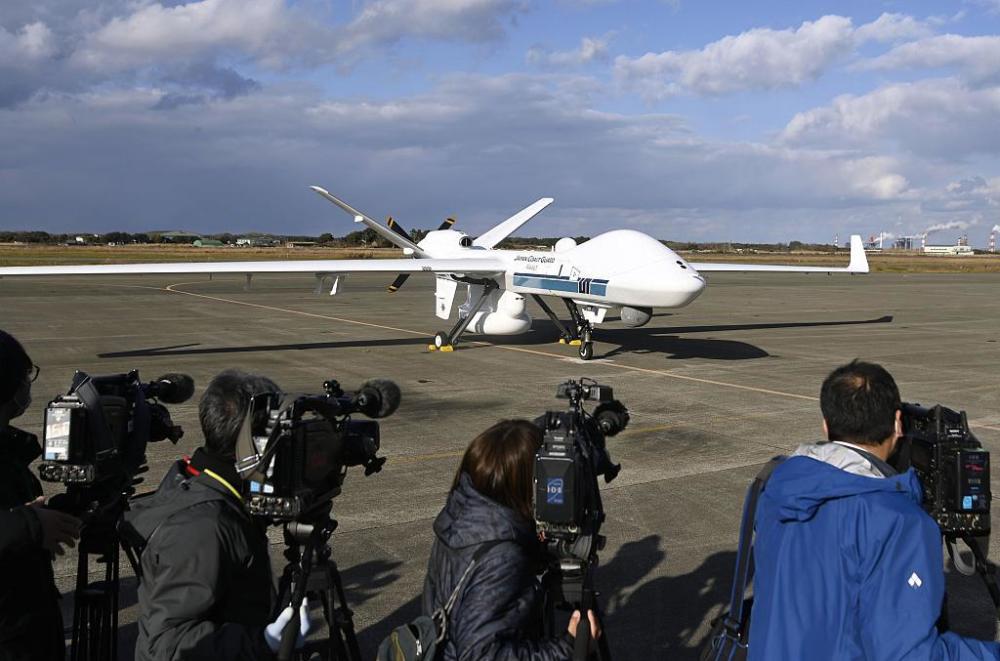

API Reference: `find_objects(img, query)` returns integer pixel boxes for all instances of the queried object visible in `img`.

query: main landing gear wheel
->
[431,331,453,352]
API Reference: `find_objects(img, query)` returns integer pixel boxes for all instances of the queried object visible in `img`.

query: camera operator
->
[0,329,81,661]
[422,419,599,661]
[749,360,1000,659]
[126,369,308,661]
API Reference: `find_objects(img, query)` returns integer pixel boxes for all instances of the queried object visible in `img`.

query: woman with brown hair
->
[421,419,598,660]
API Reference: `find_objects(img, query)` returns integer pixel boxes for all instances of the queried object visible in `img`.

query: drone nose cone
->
[676,273,706,305]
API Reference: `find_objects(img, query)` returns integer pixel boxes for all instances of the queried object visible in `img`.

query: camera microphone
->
[354,379,401,418]
[148,373,195,404]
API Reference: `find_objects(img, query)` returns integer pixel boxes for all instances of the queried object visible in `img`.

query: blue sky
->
[2,0,1000,245]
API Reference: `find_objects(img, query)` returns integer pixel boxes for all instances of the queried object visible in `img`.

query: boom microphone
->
[353,379,401,418]
[147,373,196,404]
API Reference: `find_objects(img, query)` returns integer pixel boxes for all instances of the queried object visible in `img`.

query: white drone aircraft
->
[0,187,869,360]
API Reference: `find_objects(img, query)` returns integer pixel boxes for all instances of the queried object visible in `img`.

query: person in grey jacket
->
[422,419,599,661]
[126,369,293,661]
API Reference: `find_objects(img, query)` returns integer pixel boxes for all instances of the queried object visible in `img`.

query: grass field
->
[2,243,999,273]
[0,244,400,266]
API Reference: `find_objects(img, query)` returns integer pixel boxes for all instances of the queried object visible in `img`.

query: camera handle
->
[542,557,612,661]
[947,535,1000,619]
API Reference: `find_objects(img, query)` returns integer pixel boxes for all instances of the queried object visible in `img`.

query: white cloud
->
[335,0,528,57]
[781,78,1000,159]
[70,0,527,72]
[73,0,316,71]
[614,13,931,98]
[0,21,57,64]
[854,13,932,43]
[864,34,1000,83]
[527,34,611,68]
[0,73,932,242]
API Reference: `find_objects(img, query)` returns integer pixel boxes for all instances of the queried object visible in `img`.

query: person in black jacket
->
[422,419,599,661]
[126,369,307,661]
[0,329,81,661]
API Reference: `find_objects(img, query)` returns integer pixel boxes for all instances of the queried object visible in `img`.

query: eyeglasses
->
[28,364,40,384]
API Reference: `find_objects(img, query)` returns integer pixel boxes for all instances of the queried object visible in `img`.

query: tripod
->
[541,552,613,661]
[66,493,141,661]
[275,510,362,661]
[941,534,1000,625]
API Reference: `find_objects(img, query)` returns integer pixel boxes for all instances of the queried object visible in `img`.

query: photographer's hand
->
[567,610,601,640]
[26,497,82,556]
[264,600,316,653]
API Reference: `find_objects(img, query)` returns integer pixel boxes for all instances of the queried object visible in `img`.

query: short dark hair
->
[0,330,32,406]
[199,369,280,458]
[453,419,542,522]
[820,360,901,446]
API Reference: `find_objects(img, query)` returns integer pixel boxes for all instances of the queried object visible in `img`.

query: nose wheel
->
[578,329,594,360]
[531,295,597,360]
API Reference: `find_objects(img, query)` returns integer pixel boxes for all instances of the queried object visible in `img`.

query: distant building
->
[236,237,278,247]
[286,241,317,248]
[923,244,974,256]
[158,231,202,243]
[193,238,224,248]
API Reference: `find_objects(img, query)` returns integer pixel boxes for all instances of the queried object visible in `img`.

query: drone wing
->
[690,235,869,274]
[0,257,505,278]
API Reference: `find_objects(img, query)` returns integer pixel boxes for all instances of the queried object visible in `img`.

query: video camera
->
[38,370,192,510]
[236,378,400,522]
[891,402,1000,619]
[533,379,627,546]
[533,379,627,660]
[892,403,991,536]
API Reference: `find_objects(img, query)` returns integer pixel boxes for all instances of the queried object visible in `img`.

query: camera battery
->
[534,445,579,526]
[954,450,990,513]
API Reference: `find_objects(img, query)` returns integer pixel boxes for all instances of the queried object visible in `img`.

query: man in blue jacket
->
[749,360,1000,660]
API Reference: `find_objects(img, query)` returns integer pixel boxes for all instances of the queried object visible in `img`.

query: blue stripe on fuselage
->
[513,273,608,296]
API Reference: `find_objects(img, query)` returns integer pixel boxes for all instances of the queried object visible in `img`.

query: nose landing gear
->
[531,295,596,360]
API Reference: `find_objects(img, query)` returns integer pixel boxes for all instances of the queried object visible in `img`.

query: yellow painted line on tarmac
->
[389,451,465,465]
[497,344,819,402]
[162,282,437,338]
[154,281,1000,437]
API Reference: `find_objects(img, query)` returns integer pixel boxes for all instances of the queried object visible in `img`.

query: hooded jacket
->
[749,442,1000,660]
[124,450,276,661]
[422,473,574,661]
[0,427,64,661]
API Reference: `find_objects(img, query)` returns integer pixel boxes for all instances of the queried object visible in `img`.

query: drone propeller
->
[386,216,414,293]
[384,216,458,293]
[386,216,414,242]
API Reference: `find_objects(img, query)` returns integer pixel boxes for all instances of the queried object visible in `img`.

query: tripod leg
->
[72,547,88,661]
[964,536,1000,617]
[326,561,362,661]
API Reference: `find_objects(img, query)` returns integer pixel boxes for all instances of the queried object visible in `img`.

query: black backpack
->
[377,541,500,661]
[700,458,782,661]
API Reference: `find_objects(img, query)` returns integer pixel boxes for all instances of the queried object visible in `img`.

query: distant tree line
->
[0,229,843,252]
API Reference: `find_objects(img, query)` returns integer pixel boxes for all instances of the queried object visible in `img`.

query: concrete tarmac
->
[3,270,1000,659]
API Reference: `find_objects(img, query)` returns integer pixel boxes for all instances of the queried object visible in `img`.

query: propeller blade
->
[387,273,410,293]
[386,216,414,243]
[438,217,456,231]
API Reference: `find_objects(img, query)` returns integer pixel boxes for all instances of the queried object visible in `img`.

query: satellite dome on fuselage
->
[567,229,692,275]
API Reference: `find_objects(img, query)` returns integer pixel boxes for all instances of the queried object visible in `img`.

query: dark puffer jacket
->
[0,427,65,661]
[123,450,276,661]
[422,473,574,661]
